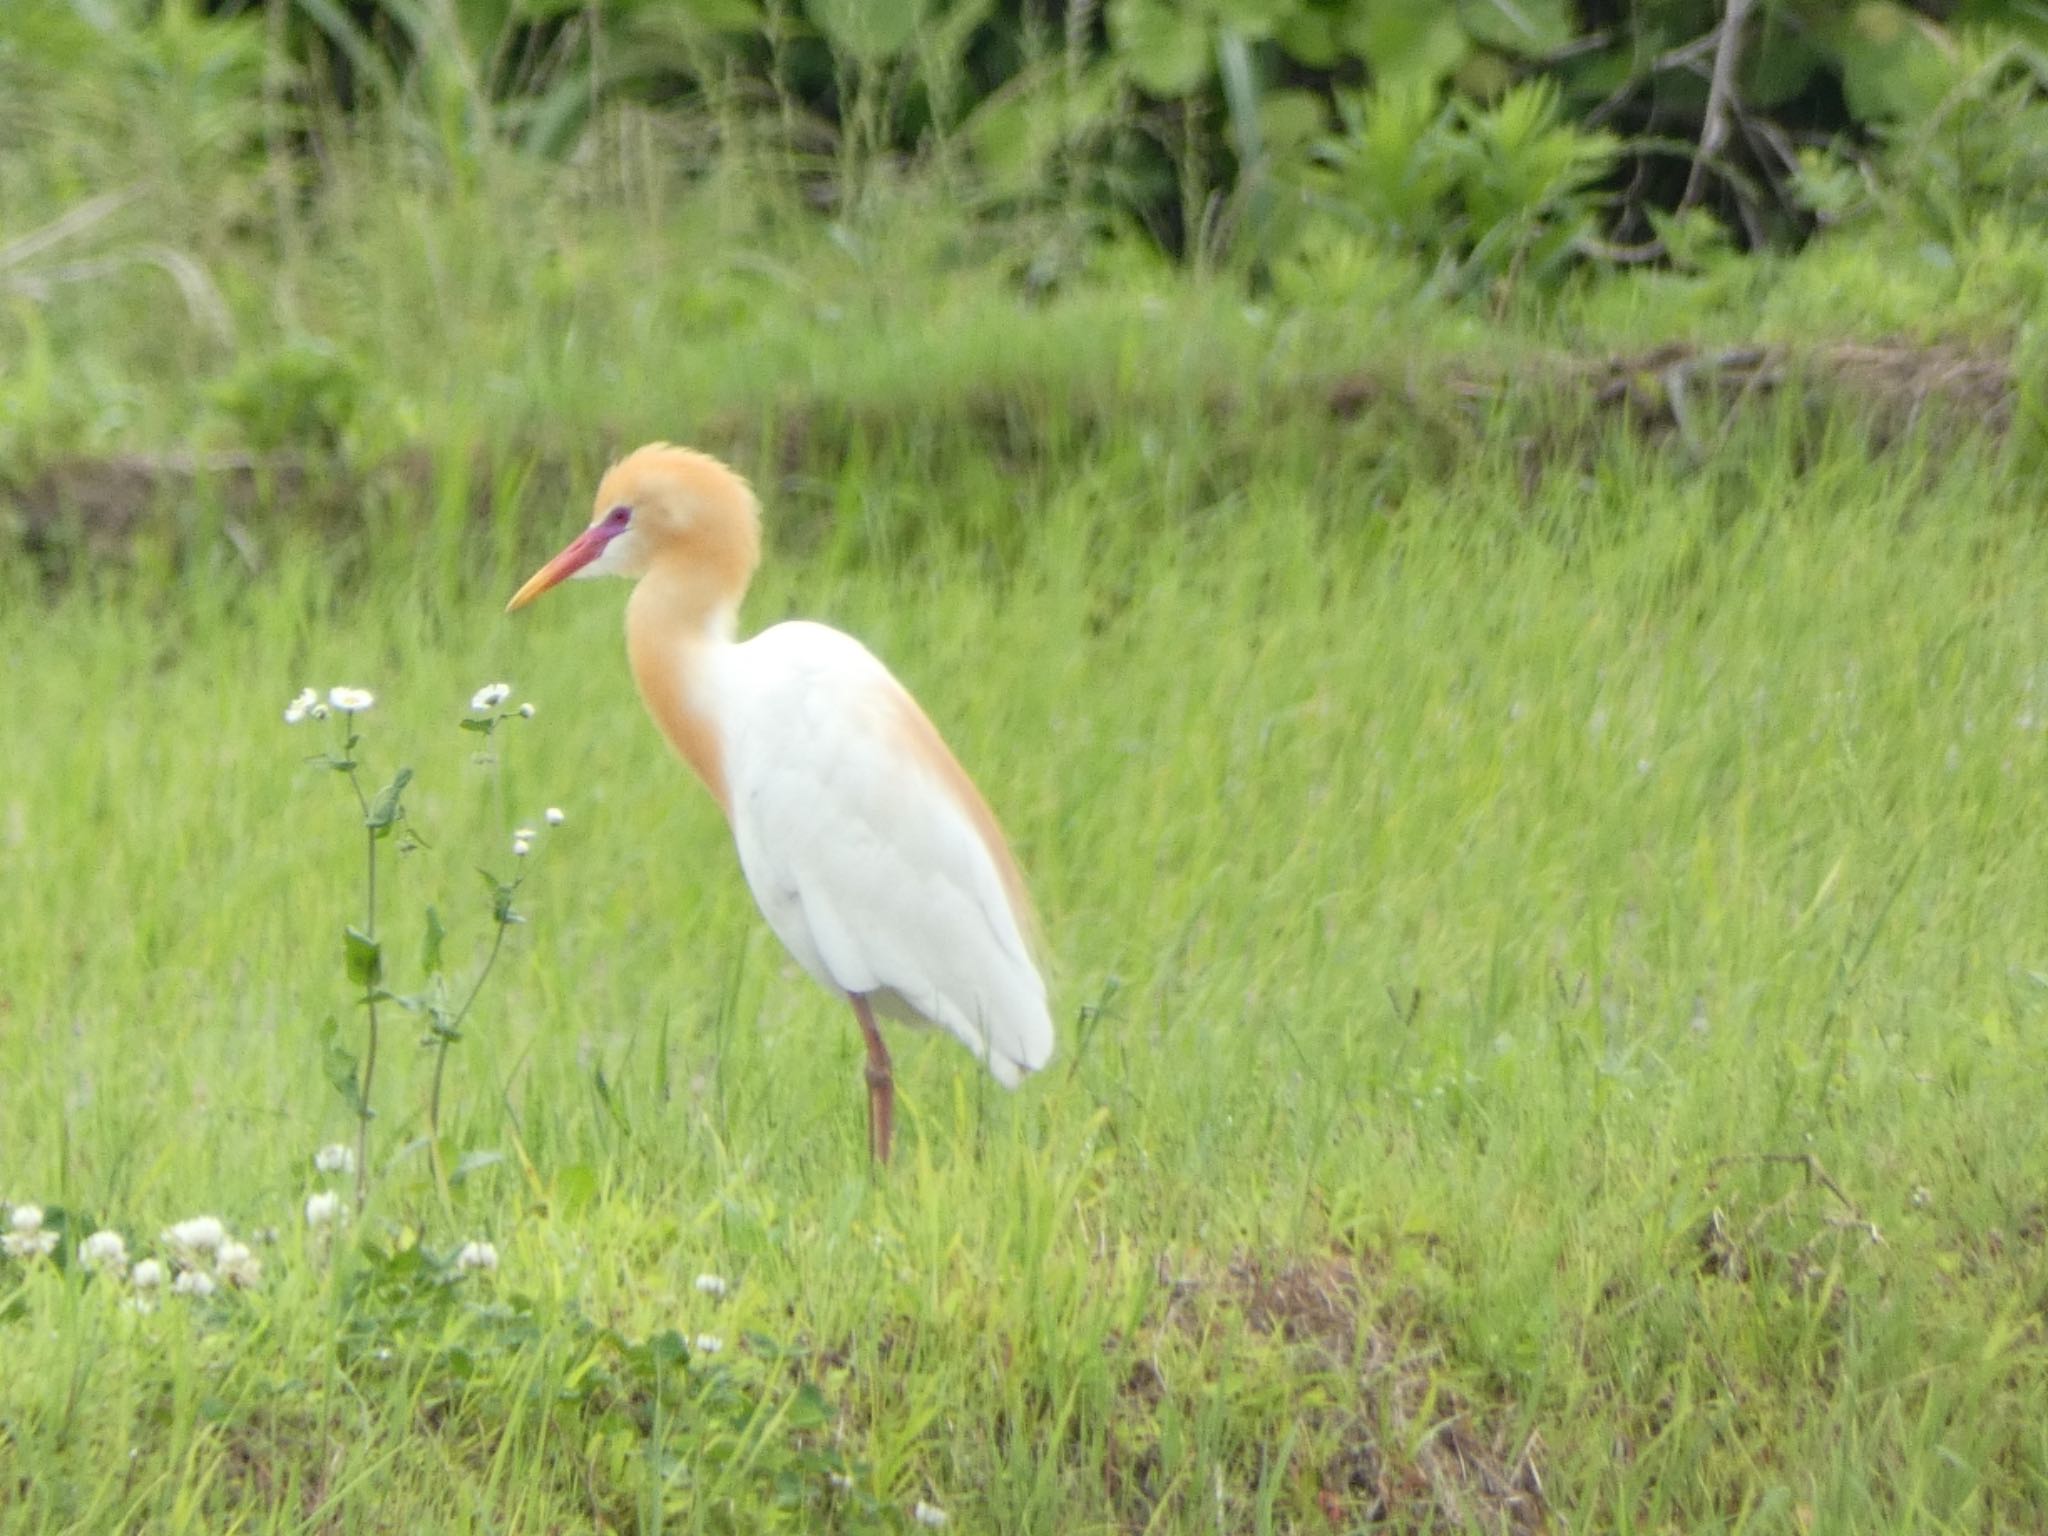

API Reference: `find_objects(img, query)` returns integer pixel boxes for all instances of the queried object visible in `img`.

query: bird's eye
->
[607,505,632,527]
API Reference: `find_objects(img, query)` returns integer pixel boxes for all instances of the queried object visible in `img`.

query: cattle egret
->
[506,443,1052,1164]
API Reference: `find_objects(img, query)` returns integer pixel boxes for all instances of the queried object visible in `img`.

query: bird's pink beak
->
[506,523,617,613]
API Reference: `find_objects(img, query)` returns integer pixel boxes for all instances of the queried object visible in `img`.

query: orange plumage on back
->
[883,684,1042,959]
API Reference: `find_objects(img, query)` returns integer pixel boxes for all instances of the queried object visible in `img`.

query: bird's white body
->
[510,443,1051,1160]
[683,619,1053,1086]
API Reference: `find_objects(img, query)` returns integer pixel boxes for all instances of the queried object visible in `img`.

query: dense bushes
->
[10,0,2048,282]
[7,0,2048,481]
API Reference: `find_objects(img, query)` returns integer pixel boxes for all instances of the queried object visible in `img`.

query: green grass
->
[9,28,2048,1528]
[5,393,2048,1531]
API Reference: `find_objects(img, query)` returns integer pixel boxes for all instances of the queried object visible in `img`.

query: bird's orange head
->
[506,443,762,613]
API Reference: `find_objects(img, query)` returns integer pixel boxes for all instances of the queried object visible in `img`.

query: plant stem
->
[427,910,513,1214]
[340,726,380,1212]
[356,820,380,1210]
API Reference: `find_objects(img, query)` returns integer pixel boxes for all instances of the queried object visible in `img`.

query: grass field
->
[9,31,2048,1523]
[7,366,2048,1529]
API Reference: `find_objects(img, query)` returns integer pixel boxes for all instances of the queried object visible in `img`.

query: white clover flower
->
[3,1228,57,1260]
[470,682,512,713]
[216,1241,261,1288]
[130,1258,166,1291]
[162,1216,226,1259]
[80,1230,129,1275]
[304,1191,343,1228]
[328,687,375,713]
[313,1143,355,1176]
[693,1273,728,1298]
[912,1501,949,1528]
[284,687,318,725]
[518,702,536,719]
[171,1269,217,1299]
[511,836,532,858]
[828,1473,855,1494]
[693,1334,724,1356]
[3,1205,56,1260]
[454,1240,498,1274]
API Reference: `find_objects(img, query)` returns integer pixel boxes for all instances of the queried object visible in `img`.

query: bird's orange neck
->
[625,556,746,815]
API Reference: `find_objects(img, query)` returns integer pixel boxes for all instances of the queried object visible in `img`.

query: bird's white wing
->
[714,622,1053,1086]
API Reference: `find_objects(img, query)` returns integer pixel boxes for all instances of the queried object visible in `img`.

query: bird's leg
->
[849,993,894,1166]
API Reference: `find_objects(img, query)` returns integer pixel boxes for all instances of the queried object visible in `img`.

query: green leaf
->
[421,905,446,976]
[452,1149,505,1183]
[963,61,1123,198]
[1457,0,1573,59]
[651,0,762,29]
[492,883,521,926]
[457,717,493,734]
[1211,0,1289,41]
[785,1381,833,1429]
[1826,1,1955,121]
[345,926,383,988]
[1109,0,1215,96]
[1277,6,1338,67]
[652,1331,690,1372]
[1260,87,1327,154]
[554,1162,600,1213]
[365,766,413,835]
[1342,4,1468,88]
[319,1016,365,1116]
[805,0,924,63]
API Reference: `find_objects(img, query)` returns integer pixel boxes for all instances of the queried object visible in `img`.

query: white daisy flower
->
[171,1269,217,1299]
[304,1191,343,1228]
[544,806,566,826]
[912,1501,949,1528]
[470,682,512,713]
[80,1230,129,1275]
[518,702,536,718]
[216,1241,261,1288]
[162,1216,226,1259]
[693,1334,724,1356]
[454,1240,498,1273]
[328,687,375,713]
[284,687,318,725]
[130,1258,166,1291]
[313,1143,355,1175]
[310,702,329,719]
[693,1273,728,1298]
